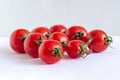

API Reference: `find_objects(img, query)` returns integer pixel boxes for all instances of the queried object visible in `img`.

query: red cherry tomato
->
[66,40,90,58]
[10,28,29,53]
[50,24,67,33]
[24,33,47,58]
[49,32,69,48]
[31,27,50,38]
[38,40,64,64]
[66,26,88,42]
[87,29,112,53]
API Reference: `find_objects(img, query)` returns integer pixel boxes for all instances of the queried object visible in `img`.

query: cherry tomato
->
[31,27,50,38]
[66,25,88,42]
[87,29,112,53]
[10,28,29,53]
[24,33,47,58]
[50,24,67,33]
[66,38,94,59]
[66,40,85,58]
[38,40,64,64]
[49,32,69,48]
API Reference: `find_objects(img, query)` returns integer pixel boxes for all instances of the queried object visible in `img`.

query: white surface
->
[0,36,120,80]
[0,0,120,37]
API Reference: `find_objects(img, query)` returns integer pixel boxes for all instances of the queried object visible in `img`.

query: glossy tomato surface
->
[49,32,69,48]
[66,40,86,58]
[31,27,50,38]
[50,24,67,33]
[87,29,110,53]
[10,28,29,53]
[24,33,47,58]
[66,25,88,42]
[38,40,64,64]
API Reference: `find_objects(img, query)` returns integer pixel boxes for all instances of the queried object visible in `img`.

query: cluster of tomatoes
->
[10,24,113,64]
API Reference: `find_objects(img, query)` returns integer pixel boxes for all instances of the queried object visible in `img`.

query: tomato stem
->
[105,36,113,46]
[20,33,29,41]
[61,41,68,48]
[79,37,95,58]
[83,37,95,49]
[35,35,44,46]
[45,30,50,38]
[71,31,84,40]
[63,30,67,33]
[52,48,62,58]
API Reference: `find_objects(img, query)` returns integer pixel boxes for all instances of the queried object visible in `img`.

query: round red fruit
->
[87,29,112,53]
[66,39,93,58]
[38,40,64,64]
[66,25,88,42]
[10,28,29,53]
[50,24,67,33]
[31,27,50,38]
[49,32,69,48]
[24,33,47,58]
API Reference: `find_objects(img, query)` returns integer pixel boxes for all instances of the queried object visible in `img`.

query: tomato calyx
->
[20,33,29,41]
[71,31,84,40]
[52,48,62,58]
[78,37,95,58]
[63,30,66,33]
[45,30,50,38]
[105,36,113,46]
[61,41,68,48]
[35,35,44,46]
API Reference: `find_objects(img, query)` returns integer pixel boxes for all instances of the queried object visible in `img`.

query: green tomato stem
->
[61,41,68,48]
[105,36,113,46]
[35,35,44,46]
[45,30,50,38]
[71,31,84,40]
[52,48,62,58]
[20,33,29,41]
[78,37,95,58]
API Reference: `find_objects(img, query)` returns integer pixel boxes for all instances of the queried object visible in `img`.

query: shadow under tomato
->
[62,55,71,60]
[0,47,47,65]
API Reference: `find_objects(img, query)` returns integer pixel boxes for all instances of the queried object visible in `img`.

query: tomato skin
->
[87,29,108,53]
[10,28,29,53]
[49,32,69,48]
[50,24,67,33]
[66,40,85,58]
[24,33,47,58]
[38,40,64,64]
[66,26,88,42]
[31,27,50,38]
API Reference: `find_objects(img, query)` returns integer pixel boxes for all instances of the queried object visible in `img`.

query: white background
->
[0,0,120,37]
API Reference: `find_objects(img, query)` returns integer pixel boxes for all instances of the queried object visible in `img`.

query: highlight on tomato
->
[10,28,29,53]
[50,24,67,33]
[65,38,94,59]
[49,32,69,48]
[87,29,113,53]
[31,26,50,38]
[24,33,47,58]
[38,40,64,64]
[66,25,88,42]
